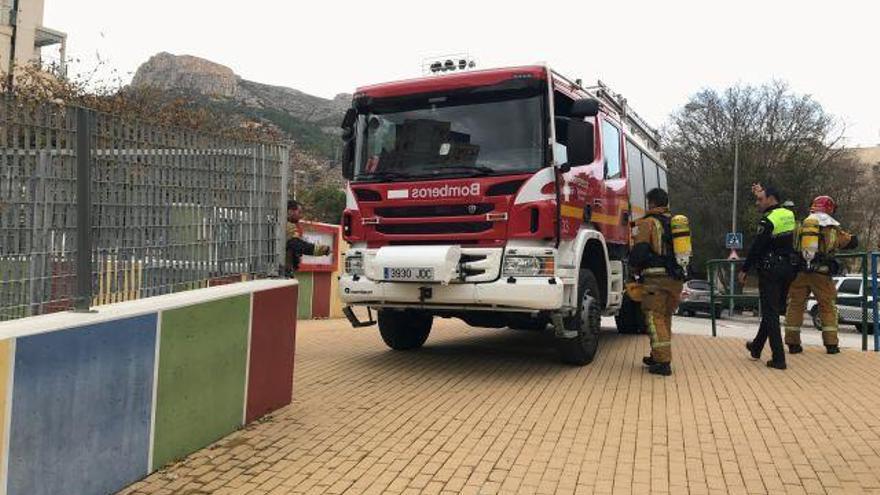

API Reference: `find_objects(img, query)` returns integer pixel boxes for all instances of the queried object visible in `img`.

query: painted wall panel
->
[296,272,314,320]
[246,286,297,423]
[0,339,11,491]
[7,315,156,495]
[152,295,249,470]
[312,273,332,319]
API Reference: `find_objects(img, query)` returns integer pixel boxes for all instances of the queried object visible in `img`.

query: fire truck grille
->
[375,222,494,235]
[375,203,494,218]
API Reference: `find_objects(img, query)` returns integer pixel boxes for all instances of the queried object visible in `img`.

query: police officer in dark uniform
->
[284,199,330,277]
[738,184,797,370]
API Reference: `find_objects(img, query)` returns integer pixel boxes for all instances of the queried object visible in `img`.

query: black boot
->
[766,360,787,370]
[746,341,760,360]
[642,356,657,366]
[789,344,803,354]
[826,345,840,354]
[648,362,672,376]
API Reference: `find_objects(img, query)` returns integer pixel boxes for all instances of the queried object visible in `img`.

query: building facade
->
[0,0,66,79]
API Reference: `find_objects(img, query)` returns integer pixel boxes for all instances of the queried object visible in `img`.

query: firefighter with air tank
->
[628,188,692,376]
[784,196,858,354]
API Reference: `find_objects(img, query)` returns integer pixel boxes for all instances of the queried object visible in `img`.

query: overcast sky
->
[45,0,879,147]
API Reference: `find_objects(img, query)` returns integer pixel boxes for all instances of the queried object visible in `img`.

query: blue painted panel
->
[8,314,157,495]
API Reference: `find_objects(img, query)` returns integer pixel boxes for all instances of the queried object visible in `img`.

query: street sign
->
[725,232,743,250]
[727,249,740,260]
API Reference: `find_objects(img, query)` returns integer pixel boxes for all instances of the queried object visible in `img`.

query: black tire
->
[378,309,432,350]
[810,307,821,331]
[616,293,645,334]
[558,269,602,365]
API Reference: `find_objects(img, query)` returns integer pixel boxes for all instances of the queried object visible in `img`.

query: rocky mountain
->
[131,52,351,221]
[131,52,351,155]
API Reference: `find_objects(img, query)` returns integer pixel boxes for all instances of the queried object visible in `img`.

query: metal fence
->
[0,98,289,321]
[706,252,880,351]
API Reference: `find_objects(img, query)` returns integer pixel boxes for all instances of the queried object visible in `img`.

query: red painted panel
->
[356,65,547,99]
[246,285,298,423]
[311,273,331,319]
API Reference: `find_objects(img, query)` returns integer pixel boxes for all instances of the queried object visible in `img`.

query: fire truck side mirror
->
[341,141,355,179]
[570,98,600,118]
[566,119,595,166]
[340,108,357,179]
[341,108,357,130]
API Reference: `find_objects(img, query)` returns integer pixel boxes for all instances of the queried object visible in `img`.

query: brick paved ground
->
[119,318,880,495]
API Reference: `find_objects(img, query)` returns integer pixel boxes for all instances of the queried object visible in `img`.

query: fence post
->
[74,107,93,312]
[277,145,290,276]
[709,261,717,337]
[872,252,879,352]
[859,253,869,351]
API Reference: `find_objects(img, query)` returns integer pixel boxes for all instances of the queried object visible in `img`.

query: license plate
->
[384,267,434,281]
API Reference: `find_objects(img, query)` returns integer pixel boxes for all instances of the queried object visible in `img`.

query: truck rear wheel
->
[558,269,601,365]
[378,309,433,350]
[615,293,645,334]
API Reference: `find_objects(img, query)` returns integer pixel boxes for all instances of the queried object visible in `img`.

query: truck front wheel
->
[378,309,433,350]
[557,269,601,365]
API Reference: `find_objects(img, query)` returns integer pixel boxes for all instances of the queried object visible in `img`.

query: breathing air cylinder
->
[671,215,692,270]
[800,214,821,268]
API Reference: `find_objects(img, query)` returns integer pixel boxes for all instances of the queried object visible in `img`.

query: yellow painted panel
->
[560,204,584,219]
[330,234,350,319]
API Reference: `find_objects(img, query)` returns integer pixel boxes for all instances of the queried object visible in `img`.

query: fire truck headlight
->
[345,252,364,276]
[503,255,555,277]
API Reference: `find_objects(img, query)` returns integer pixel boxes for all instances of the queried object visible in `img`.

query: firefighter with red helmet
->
[784,195,858,354]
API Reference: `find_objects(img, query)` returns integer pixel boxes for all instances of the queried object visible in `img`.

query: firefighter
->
[785,196,858,354]
[629,188,689,376]
[284,199,331,277]
[738,184,797,370]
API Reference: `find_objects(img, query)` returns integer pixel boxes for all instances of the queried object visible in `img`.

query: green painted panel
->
[296,272,314,320]
[152,295,250,469]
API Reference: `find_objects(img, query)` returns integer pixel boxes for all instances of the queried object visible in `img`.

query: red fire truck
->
[338,64,668,365]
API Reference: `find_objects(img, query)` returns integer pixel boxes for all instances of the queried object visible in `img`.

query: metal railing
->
[0,98,290,321]
[707,252,880,351]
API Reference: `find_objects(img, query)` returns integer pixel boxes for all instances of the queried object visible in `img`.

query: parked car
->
[807,275,878,333]
[677,279,723,317]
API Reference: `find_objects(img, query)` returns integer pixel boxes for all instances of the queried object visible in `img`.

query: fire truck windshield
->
[355,95,545,181]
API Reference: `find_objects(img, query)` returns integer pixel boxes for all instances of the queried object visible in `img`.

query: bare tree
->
[663,81,862,271]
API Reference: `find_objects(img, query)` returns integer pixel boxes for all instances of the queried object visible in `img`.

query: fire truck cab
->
[338,65,667,365]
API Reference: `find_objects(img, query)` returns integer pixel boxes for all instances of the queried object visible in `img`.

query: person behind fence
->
[784,196,857,354]
[284,199,331,277]
[739,183,797,370]
[629,187,689,377]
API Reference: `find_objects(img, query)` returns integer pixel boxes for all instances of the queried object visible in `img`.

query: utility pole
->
[730,139,739,316]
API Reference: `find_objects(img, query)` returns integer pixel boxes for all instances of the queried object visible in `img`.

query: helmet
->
[810,196,836,214]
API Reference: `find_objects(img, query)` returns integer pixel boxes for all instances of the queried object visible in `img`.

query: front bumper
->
[339,275,564,311]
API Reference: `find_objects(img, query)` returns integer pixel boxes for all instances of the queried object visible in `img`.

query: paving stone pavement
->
[118,318,880,495]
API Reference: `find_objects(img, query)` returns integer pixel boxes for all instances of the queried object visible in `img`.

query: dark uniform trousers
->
[754,265,795,363]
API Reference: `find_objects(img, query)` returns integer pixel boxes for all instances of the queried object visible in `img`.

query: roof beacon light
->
[422,54,477,75]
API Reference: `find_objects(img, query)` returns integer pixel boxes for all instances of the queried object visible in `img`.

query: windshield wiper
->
[423,165,496,177]
[355,170,414,182]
